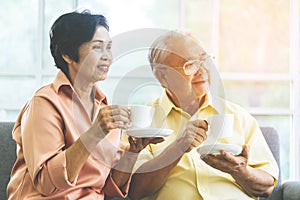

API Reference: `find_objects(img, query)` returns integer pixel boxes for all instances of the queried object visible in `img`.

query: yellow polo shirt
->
[133,92,279,200]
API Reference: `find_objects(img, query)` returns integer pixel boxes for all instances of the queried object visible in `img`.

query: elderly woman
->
[6,10,161,199]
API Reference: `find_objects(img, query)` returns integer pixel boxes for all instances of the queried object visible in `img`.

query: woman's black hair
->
[49,10,109,77]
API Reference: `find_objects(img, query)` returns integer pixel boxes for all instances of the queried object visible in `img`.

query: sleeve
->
[120,132,154,173]
[103,171,132,198]
[21,96,75,195]
[238,108,279,183]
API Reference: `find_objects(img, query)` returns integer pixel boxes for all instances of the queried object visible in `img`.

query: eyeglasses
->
[173,58,208,76]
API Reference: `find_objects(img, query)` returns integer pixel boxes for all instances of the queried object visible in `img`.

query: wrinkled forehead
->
[149,31,206,64]
[168,36,203,56]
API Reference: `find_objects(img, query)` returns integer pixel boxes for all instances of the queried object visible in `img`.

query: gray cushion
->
[282,181,300,200]
[0,122,16,200]
[259,127,283,200]
[260,126,281,185]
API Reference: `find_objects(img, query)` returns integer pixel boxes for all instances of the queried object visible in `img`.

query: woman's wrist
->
[80,125,106,153]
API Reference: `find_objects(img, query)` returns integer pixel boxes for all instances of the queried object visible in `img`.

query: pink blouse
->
[7,71,129,199]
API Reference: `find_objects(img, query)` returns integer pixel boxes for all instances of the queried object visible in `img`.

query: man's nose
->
[194,66,206,76]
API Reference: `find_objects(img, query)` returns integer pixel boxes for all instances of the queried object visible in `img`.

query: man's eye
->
[106,46,112,50]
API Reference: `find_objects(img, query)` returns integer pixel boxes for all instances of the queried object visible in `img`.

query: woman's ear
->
[62,54,73,64]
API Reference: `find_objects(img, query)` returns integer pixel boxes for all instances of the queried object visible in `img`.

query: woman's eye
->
[93,45,102,50]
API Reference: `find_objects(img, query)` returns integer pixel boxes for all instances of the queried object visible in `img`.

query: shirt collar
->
[199,92,224,114]
[53,70,72,93]
[159,91,178,118]
[94,86,108,105]
[158,91,224,119]
[53,70,107,104]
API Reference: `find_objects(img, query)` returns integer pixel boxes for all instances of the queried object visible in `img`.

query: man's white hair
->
[148,29,207,68]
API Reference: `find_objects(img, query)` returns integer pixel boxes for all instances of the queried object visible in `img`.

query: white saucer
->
[197,144,242,155]
[126,128,173,138]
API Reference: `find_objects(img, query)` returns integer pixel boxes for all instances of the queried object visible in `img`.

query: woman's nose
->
[100,50,112,61]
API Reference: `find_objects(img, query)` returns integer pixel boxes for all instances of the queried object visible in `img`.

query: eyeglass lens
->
[183,60,205,75]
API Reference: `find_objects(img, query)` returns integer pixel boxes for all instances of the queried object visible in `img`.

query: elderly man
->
[127,30,279,200]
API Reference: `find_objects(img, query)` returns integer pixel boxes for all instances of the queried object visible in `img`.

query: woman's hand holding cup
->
[92,105,131,137]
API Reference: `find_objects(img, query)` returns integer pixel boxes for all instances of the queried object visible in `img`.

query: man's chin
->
[192,84,208,96]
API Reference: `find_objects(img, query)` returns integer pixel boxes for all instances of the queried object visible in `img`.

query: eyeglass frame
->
[170,55,212,76]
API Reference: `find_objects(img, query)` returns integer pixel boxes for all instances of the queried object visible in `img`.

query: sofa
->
[0,122,16,200]
[1,122,299,200]
[259,127,300,200]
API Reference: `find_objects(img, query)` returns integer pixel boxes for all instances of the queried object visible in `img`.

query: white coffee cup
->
[128,105,154,129]
[204,114,234,144]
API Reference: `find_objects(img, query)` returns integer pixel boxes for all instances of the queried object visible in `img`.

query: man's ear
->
[153,69,168,89]
[62,54,73,64]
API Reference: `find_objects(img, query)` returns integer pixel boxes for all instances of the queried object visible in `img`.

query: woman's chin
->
[96,71,108,81]
[98,74,107,81]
